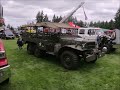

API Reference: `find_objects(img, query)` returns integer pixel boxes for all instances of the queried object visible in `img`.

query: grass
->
[0,39,120,90]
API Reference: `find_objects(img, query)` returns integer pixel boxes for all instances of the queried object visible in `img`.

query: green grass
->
[0,39,120,90]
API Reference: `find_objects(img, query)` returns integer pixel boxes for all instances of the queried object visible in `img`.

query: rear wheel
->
[27,43,34,54]
[60,51,79,70]
[34,46,46,58]
[34,47,40,58]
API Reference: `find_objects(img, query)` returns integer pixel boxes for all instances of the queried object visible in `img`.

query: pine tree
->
[89,21,94,27]
[52,14,56,22]
[109,19,115,29]
[43,14,49,22]
[76,20,84,27]
[36,11,44,23]
[115,8,120,29]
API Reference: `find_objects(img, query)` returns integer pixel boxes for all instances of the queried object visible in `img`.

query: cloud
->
[1,0,120,27]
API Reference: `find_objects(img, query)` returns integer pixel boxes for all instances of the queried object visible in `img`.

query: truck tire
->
[34,46,46,58]
[60,51,79,70]
[27,43,34,54]
[34,47,40,58]
[103,45,111,54]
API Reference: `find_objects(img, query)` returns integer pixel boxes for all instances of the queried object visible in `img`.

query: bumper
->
[85,54,97,62]
[0,65,11,83]
[85,50,105,62]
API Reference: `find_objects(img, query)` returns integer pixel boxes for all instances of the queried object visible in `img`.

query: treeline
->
[90,8,120,29]
[36,10,86,27]
[36,7,120,30]
[89,20,115,29]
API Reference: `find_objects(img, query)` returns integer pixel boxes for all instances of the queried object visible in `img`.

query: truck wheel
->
[34,46,46,58]
[60,51,79,70]
[34,47,40,58]
[27,43,34,54]
[103,45,111,54]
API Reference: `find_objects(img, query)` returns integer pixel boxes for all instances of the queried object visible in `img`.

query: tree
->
[109,19,115,29]
[7,24,11,28]
[43,14,49,22]
[115,8,120,29]
[52,14,56,22]
[76,20,84,27]
[36,11,44,23]
[89,21,94,27]
[59,16,63,22]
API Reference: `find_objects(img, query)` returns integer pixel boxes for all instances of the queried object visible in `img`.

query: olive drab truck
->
[21,22,104,70]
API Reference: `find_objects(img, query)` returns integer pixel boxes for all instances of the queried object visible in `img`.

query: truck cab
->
[78,28,101,42]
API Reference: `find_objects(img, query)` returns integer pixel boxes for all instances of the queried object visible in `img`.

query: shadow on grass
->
[30,52,100,71]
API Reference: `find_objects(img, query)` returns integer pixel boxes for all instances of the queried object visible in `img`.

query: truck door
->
[84,29,96,41]
[78,29,85,39]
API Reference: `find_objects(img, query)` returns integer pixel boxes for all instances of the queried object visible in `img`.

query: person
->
[17,36,23,49]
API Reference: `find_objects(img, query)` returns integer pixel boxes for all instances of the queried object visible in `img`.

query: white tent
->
[114,29,120,44]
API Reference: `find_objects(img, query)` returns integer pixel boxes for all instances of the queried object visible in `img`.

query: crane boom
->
[59,2,85,23]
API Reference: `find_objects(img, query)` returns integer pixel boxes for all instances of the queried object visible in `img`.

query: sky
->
[0,0,120,27]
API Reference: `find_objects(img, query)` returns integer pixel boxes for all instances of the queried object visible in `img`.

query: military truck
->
[22,22,104,70]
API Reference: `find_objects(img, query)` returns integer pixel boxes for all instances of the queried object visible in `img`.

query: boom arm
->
[59,2,85,23]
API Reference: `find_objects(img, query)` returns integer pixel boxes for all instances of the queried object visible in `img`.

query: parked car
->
[4,29,15,39]
[0,39,10,84]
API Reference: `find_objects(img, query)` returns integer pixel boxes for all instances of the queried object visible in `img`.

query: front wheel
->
[102,45,111,54]
[60,51,79,70]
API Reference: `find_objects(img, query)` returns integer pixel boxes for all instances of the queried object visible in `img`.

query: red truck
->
[0,39,10,84]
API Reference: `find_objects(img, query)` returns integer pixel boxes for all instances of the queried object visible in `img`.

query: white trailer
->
[114,29,120,44]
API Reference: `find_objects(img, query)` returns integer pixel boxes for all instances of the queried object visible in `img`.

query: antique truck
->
[21,22,104,70]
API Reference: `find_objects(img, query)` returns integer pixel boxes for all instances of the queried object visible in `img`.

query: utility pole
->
[0,0,4,27]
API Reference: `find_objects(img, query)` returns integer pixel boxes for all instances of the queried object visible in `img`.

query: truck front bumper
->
[0,65,11,83]
[85,54,97,62]
[85,49,105,62]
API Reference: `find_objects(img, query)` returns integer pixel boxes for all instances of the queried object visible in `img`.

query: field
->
[0,39,120,90]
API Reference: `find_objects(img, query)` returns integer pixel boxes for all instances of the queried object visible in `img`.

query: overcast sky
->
[1,0,120,27]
